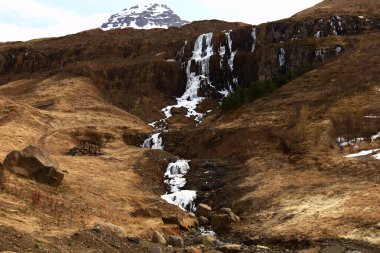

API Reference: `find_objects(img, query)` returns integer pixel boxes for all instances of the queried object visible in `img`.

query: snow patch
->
[345,149,380,158]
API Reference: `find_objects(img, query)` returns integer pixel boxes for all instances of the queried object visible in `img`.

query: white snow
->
[364,116,380,119]
[279,48,286,67]
[120,3,167,17]
[335,47,342,54]
[161,160,197,211]
[374,153,380,160]
[142,133,163,149]
[101,3,182,31]
[314,31,322,38]
[161,33,214,122]
[345,149,380,158]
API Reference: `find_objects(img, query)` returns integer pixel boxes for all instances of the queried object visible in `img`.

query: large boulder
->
[167,235,184,248]
[162,215,189,231]
[196,203,213,219]
[152,231,167,245]
[211,214,231,233]
[0,162,5,189]
[3,145,64,186]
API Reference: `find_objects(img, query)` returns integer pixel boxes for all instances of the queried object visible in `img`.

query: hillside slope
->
[0,0,380,252]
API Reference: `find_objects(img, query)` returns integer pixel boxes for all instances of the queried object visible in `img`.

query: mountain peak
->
[101,3,190,30]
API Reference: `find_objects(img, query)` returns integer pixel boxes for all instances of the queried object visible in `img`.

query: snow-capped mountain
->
[101,3,190,30]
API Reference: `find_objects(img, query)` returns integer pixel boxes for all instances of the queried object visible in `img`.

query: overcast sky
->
[0,0,323,42]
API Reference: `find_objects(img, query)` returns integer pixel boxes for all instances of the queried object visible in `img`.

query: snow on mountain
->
[101,3,190,30]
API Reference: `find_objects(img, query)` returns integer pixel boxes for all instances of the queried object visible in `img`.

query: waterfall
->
[226,31,237,72]
[218,30,237,97]
[162,33,214,122]
[161,160,197,211]
[142,133,163,150]
[251,27,257,52]
[279,48,286,67]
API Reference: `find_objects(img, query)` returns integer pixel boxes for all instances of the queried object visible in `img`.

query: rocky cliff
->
[0,13,378,123]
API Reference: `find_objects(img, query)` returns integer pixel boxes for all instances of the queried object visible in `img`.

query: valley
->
[0,0,380,252]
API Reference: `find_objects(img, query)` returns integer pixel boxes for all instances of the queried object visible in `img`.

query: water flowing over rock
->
[162,33,214,122]
[142,133,164,150]
[251,28,257,52]
[161,160,196,211]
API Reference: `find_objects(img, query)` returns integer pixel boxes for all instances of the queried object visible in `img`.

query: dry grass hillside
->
[0,0,380,252]
[0,74,193,252]
[191,32,380,248]
[294,0,380,18]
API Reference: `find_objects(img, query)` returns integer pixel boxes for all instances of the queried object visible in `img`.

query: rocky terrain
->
[0,0,380,252]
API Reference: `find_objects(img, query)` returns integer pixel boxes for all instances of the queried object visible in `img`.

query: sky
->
[0,0,323,42]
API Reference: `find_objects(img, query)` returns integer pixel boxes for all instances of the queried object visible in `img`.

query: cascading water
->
[279,48,286,68]
[142,133,163,150]
[162,33,214,122]
[251,27,257,52]
[218,30,237,97]
[161,160,197,211]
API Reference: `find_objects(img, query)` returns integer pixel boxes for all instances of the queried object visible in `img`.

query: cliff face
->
[0,13,378,122]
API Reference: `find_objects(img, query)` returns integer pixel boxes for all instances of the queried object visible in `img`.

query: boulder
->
[217,244,243,253]
[152,231,167,245]
[149,246,163,253]
[211,214,231,233]
[196,203,213,219]
[0,162,5,190]
[218,208,240,222]
[3,145,64,186]
[198,216,209,226]
[167,235,184,248]
[162,215,189,230]
[194,235,216,245]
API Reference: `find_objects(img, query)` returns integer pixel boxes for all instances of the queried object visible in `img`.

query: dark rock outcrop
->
[3,145,64,186]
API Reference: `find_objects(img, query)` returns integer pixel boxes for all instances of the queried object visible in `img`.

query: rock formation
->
[3,145,64,186]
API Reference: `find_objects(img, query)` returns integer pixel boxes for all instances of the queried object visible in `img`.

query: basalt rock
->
[68,142,102,156]
[167,235,184,248]
[162,215,189,231]
[211,214,231,234]
[196,203,213,219]
[3,145,64,186]
[151,231,167,245]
